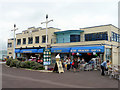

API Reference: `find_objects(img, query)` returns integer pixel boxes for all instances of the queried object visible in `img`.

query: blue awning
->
[51,47,71,53]
[38,49,43,53]
[15,49,20,53]
[20,49,38,53]
[70,46,104,53]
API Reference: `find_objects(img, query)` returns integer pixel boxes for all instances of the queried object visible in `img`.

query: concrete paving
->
[2,64,119,88]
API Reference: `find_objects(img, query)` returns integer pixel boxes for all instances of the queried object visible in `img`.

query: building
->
[0,50,7,60]
[7,38,14,58]
[7,24,120,65]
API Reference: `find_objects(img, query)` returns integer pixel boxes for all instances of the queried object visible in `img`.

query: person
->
[73,58,78,72]
[61,59,65,68]
[101,60,109,76]
[81,58,85,64]
[66,58,71,70]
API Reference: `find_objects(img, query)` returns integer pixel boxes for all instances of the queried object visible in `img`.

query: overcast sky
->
[0,0,119,50]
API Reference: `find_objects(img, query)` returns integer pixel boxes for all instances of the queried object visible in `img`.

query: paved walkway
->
[2,64,119,88]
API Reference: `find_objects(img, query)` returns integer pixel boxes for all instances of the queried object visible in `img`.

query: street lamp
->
[11,24,18,59]
[41,14,53,49]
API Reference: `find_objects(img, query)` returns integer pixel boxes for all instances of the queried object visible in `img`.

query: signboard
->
[43,49,51,66]
[56,61,64,73]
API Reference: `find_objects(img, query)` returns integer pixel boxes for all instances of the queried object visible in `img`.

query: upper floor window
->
[28,37,33,44]
[70,35,80,42]
[8,43,12,48]
[17,39,21,45]
[85,32,108,41]
[111,32,119,42]
[23,38,26,44]
[42,35,48,43]
[35,36,39,43]
[119,35,120,43]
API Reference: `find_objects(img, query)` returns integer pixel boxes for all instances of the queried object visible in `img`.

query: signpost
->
[43,49,51,66]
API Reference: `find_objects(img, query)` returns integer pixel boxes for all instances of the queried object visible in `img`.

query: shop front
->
[15,48,43,61]
[70,46,105,63]
[51,47,71,62]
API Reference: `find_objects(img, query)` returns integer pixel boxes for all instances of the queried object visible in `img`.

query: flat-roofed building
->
[7,24,120,65]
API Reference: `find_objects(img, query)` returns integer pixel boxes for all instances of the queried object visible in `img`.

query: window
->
[28,37,33,44]
[8,43,12,48]
[85,32,108,41]
[119,35,120,43]
[23,38,26,44]
[111,32,119,42]
[17,39,21,45]
[106,48,112,61]
[70,35,80,42]
[42,35,48,43]
[35,36,39,43]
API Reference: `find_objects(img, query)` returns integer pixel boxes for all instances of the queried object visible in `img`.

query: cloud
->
[0,0,118,50]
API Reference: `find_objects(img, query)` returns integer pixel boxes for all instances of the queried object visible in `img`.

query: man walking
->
[101,60,109,76]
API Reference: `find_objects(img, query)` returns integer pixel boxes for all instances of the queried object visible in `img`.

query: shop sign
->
[43,49,51,66]
[23,51,32,53]
[54,50,62,52]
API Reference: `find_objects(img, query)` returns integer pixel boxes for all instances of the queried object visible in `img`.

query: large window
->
[23,38,26,44]
[106,48,112,61]
[119,35,120,43]
[28,37,33,44]
[17,39,21,45]
[70,35,80,42]
[8,43,12,48]
[42,35,48,43]
[85,32,108,41]
[111,32,119,42]
[35,36,39,43]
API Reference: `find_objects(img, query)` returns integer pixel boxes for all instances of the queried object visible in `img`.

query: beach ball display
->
[79,54,82,56]
[87,53,92,55]
[72,53,75,55]
[77,53,79,55]
[95,54,97,56]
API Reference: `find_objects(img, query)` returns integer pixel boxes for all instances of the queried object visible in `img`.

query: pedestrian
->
[73,58,78,72]
[61,59,65,68]
[101,60,109,76]
[66,58,71,70]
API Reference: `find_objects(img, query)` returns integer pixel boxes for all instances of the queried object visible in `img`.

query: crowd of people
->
[60,57,101,72]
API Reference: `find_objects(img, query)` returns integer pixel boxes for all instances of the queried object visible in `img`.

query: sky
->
[0,0,119,50]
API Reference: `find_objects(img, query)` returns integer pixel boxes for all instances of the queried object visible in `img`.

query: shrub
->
[30,61,38,68]
[16,61,21,68]
[31,63,44,70]
[10,60,18,67]
[20,61,26,68]
[6,58,12,66]
[24,61,31,68]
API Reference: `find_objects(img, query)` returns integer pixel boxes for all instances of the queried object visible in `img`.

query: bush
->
[10,60,18,67]
[20,61,26,68]
[24,61,31,68]
[31,63,44,70]
[6,58,12,66]
[16,61,21,68]
[30,61,38,68]
[6,59,44,70]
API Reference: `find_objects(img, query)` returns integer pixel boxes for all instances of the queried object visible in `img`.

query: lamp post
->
[41,14,53,70]
[11,24,18,59]
[41,14,53,49]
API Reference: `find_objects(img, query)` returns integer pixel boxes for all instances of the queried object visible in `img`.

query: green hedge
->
[6,59,44,70]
